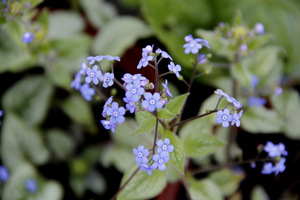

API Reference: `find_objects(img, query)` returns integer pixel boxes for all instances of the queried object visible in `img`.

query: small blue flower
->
[0,165,9,182]
[183,35,210,54]
[25,178,38,194]
[106,102,125,124]
[251,75,259,90]
[101,120,116,133]
[155,48,173,60]
[85,65,103,85]
[261,162,274,175]
[254,23,264,35]
[142,92,164,112]
[239,44,248,52]
[137,55,153,69]
[86,55,104,65]
[152,151,170,171]
[102,73,114,88]
[214,89,226,98]
[122,73,146,86]
[102,96,113,117]
[216,109,233,127]
[231,110,243,127]
[142,45,153,57]
[123,93,137,113]
[79,62,88,75]
[197,54,207,64]
[156,138,174,154]
[22,32,34,43]
[168,62,182,78]
[125,83,144,102]
[264,141,288,158]
[248,96,267,107]
[103,55,120,61]
[224,95,242,109]
[80,83,95,101]
[161,80,173,98]
[133,145,149,164]
[70,72,82,90]
[138,163,155,175]
[273,157,286,175]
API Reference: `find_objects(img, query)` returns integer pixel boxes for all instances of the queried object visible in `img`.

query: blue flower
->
[70,72,82,90]
[183,35,210,54]
[273,158,286,175]
[138,163,155,175]
[0,165,9,182]
[197,54,208,64]
[102,96,113,117]
[248,96,267,107]
[161,80,173,98]
[152,151,170,171]
[254,23,264,35]
[216,109,233,127]
[264,141,288,158]
[85,65,103,85]
[86,55,104,65]
[224,95,242,109]
[123,93,137,113]
[106,102,125,124]
[137,55,153,69]
[156,138,174,154]
[142,45,153,57]
[168,62,182,78]
[101,120,116,133]
[261,162,274,175]
[80,83,95,101]
[125,83,144,102]
[142,92,164,112]
[155,48,173,60]
[0,110,2,126]
[231,110,243,127]
[25,178,38,194]
[122,73,146,86]
[103,55,120,61]
[133,145,149,164]
[251,75,259,90]
[214,89,226,98]
[239,44,248,52]
[102,73,114,88]
[79,62,88,75]
[22,32,34,43]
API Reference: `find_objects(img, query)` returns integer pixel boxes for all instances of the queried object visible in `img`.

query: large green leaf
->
[79,0,116,28]
[1,114,50,170]
[183,131,225,159]
[186,176,223,200]
[241,107,284,133]
[164,130,185,173]
[61,94,97,133]
[117,164,167,200]
[2,75,54,126]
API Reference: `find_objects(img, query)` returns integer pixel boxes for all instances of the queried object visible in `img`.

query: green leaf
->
[135,110,154,122]
[164,130,185,173]
[285,105,300,139]
[79,0,116,28]
[86,171,106,195]
[131,117,156,136]
[231,63,252,89]
[183,132,225,159]
[1,114,50,170]
[187,176,223,200]
[165,93,190,116]
[61,94,97,133]
[2,75,54,126]
[48,11,85,39]
[117,164,167,200]
[210,169,243,196]
[241,107,284,133]
[46,129,75,160]
[157,109,177,120]
[251,185,270,200]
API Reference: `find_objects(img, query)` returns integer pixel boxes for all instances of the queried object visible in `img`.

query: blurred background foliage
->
[1,0,300,199]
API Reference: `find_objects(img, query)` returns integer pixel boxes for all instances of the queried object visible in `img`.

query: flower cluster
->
[0,165,9,184]
[133,138,174,175]
[214,89,243,127]
[2,0,31,21]
[261,141,288,175]
[71,55,120,101]
[183,34,210,54]
[24,178,38,194]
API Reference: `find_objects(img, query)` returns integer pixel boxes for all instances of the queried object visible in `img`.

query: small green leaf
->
[187,177,223,200]
[183,132,225,159]
[117,164,167,200]
[241,107,284,133]
[285,105,300,139]
[61,94,97,133]
[131,117,156,136]
[135,110,154,122]
[164,130,185,173]
[251,185,270,200]
[210,169,243,196]
[86,171,106,195]
[165,93,190,116]
[231,63,252,89]
[2,75,54,126]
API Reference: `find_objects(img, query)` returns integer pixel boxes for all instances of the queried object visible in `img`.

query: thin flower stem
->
[113,78,126,91]
[91,84,108,101]
[194,72,206,79]
[170,109,219,129]
[159,71,171,78]
[149,63,156,70]
[152,117,159,156]
[110,167,140,200]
